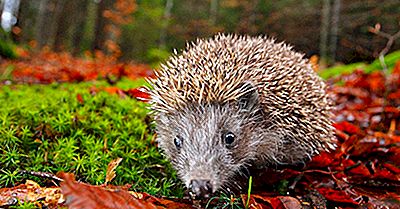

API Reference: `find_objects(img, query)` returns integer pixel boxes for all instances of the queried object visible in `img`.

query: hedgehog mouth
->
[184,176,218,190]
[183,171,222,194]
[187,179,220,199]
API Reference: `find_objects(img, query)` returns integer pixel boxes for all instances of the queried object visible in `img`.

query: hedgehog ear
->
[238,82,259,111]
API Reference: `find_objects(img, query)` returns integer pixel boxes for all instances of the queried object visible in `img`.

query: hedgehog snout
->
[189,179,213,199]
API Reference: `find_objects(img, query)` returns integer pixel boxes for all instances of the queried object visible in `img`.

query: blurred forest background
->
[1,0,400,66]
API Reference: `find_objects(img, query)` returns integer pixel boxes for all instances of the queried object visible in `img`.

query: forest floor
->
[0,50,399,208]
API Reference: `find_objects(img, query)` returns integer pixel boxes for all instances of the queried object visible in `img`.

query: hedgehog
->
[149,34,336,198]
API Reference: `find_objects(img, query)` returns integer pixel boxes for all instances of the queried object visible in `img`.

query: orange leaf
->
[125,87,151,102]
[105,158,123,185]
[0,180,61,207]
[242,194,302,209]
[76,93,84,104]
[333,121,361,135]
[316,188,358,205]
[60,173,158,209]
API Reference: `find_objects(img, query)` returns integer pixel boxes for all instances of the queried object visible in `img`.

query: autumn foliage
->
[242,63,400,208]
[0,53,399,208]
[1,50,152,84]
[245,63,400,208]
[103,0,136,57]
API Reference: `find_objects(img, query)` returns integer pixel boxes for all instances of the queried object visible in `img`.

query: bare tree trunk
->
[72,0,90,55]
[159,0,173,49]
[209,0,218,25]
[319,0,331,64]
[92,0,112,51]
[12,0,23,42]
[35,0,50,48]
[0,0,4,18]
[15,0,33,43]
[53,0,71,51]
[249,0,259,34]
[329,0,341,63]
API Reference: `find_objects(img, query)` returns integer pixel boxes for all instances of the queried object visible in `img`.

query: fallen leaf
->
[125,87,151,102]
[242,194,302,209]
[316,187,358,205]
[76,93,84,104]
[0,180,62,208]
[60,173,158,209]
[105,158,123,185]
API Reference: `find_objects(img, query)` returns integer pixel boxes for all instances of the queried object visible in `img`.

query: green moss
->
[364,50,400,73]
[0,38,18,59]
[318,62,366,79]
[0,79,184,197]
[319,50,400,79]
[9,200,37,209]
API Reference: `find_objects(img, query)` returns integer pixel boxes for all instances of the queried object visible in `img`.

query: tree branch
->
[368,23,400,73]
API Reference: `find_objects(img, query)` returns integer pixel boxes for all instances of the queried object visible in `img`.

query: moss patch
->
[0,79,184,197]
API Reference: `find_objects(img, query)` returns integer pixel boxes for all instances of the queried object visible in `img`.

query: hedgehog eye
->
[223,132,235,145]
[174,136,183,149]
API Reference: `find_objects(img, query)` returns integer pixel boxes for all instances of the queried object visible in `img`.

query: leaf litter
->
[0,56,399,208]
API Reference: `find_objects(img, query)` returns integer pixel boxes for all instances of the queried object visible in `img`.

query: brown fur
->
[149,34,336,195]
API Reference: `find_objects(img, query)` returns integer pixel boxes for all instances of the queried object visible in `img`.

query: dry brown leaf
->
[60,172,158,209]
[0,180,62,207]
[242,194,302,209]
[105,158,123,185]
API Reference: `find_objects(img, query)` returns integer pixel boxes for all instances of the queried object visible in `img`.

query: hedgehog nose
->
[189,179,213,198]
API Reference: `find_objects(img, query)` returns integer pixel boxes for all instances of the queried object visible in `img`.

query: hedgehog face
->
[150,34,336,198]
[155,88,262,198]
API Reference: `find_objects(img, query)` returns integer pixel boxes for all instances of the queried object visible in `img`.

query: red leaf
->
[59,173,194,209]
[367,71,386,93]
[5,50,153,84]
[241,195,302,209]
[332,86,369,100]
[103,87,127,97]
[333,121,362,135]
[392,60,400,76]
[316,188,358,205]
[103,87,121,94]
[125,87,151,102]
[76,94,84,104]
[372,167,399,181]
[340,135,358,154]
[308,152,335,168]
[367,106,400,115]
[347,162,371,177]
[382,163,400,175]
[350,136,383,156]
[60,173,158,209]
[335,129,349,142]
[387,147,400,165]
[136,194,194,209]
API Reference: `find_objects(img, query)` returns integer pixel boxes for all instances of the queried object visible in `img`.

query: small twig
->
[288,168,339,190]
[369,23,400,121]
[368,23,400,74]
[328,167,349,190]
[288,173,304,190]
[303,169,338,175]
[19,170,63,182]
